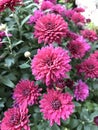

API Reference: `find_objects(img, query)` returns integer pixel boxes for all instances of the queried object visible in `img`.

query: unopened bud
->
[24,51,31,58]
[0,24,6,31]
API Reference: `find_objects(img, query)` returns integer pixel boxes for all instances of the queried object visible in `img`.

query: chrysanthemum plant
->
[0,0,98,130]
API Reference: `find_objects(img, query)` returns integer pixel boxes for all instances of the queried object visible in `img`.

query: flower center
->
[87,64,94,69]
[9,114,20,126]
[45,22,54,30]
[45,57,53,66]
[51,99,61,110]
[22,89,30,96]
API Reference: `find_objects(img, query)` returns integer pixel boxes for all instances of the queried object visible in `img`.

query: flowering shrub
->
[0,0,98,130]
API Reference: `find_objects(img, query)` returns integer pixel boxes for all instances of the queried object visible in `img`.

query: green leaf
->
[5,57,15,67]
[77,124,83,130]
[84,125,91,130]
[19,63,30,69]
[0,77,15,88]
[70,119,79,129]
[21,15,31,27]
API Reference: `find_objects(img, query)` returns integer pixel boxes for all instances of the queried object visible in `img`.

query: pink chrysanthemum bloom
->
[74,7,85,13]
[71,12,85,24]
[40,89,74,126]
[0,0,22,12]
[13,80,42,108]
[90,51,98,62]
[76,58,98,79]
[34,13,68,44]
[55,79,66,90]
[66,31,79,40]
[65,79,74,89]
[44,0,57,4]
[1,107,30,130]
[67,37,90,59]
[41,1,53,11]
[74,80,89,101]
[31,45,71,86]
[65,9,75,19]
[94,116,98,126]
[0,121,1,130]
[27,10,44,25]
[51,4,66,16]
[81,29,98,42]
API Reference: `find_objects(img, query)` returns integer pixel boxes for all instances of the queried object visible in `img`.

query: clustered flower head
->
[1,0,98,128]
[13,79,42,108]
[67,36,90,59]
[28,10,44,25]
[81,29,98,42]
[0,0,23,12]
[31,45,71,86]
[40,89,74,126]
[90,51,98,62]
[65,8,86,25]
[77,57,98,79]
[1,107,30,130]
[74,80,89,101]
[41,1,53,11]
[34,13,68,44]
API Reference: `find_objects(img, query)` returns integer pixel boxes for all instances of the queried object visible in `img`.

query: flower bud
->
[0,24,6,31]
[94,116,98,126]
[24,51,31,58]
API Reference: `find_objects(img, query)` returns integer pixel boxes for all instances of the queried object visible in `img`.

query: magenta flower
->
[76,58,98,79]
[13,80,42,108]
[71,12,85,24]
[81,29,98,42]
[34,13,68,44]
[74,80,89,101]
[31,45,71,86]
[40,89,74,126]
[44,0,56,4]
[41,1,53,11]
[67,36,90,59]
[51,4,66,16]
[1,107,30,130]
[66,31,79,40]
[94,116,98,126]
[0,0,22,12]
[90,51,98,62]
[28,10,44,25]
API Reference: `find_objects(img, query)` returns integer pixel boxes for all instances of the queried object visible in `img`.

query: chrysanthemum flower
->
[81,29,98,42]
[28,10,44,25]
[51,4,66,16]
[94,116,98,126]
[76,58,98,79]
[67,37,90,59]
[40,89,74,126]
[65,79,74,89]
[74,80,89,101]
[71,12,85,24]
[1,107,30,130]
[90,51,98,62]
[31,45,71,86]
[13,80,42,108]
[0,0,22,12]
[44,0,57,4]
[34,13,68,44]
[66,31,79,40]
[41,1,53,11]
